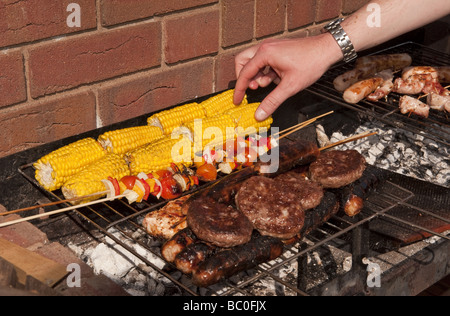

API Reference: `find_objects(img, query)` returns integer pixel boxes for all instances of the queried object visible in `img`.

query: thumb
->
[254,81,294,121]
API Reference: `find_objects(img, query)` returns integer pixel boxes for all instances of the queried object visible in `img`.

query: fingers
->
[233,51,270,105]
[254,80,295,121]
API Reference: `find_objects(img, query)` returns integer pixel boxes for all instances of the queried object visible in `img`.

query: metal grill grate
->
[306,42,450,147]
[18,155,450,296]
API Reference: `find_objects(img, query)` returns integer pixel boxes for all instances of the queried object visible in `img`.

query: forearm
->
[342,0,450,53]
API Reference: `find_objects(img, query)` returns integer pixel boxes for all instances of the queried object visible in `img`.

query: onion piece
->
[137,172,148,180]
[123,189,139,204]
[153,178,162,199]
[173,173,187,191]
[218,162,233,174]
[101,179,116,200]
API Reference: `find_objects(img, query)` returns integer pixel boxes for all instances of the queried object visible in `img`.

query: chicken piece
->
[142,195,191,240]
[399,96,430,118]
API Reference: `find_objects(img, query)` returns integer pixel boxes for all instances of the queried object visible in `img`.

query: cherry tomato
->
[120,175,139,190]
[196,163,218,182]
[160,177,182,200]
[155,169,172,179]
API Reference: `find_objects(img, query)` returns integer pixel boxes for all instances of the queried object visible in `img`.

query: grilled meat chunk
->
[236,176,312,239]
[309,150,366,188]
[187,196,253,248]
[142,195,191,240]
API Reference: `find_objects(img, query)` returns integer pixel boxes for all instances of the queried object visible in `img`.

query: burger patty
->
[275,171,324,210]
[309,150,366,188]
[235,175,323,239]
[187,196,253,248]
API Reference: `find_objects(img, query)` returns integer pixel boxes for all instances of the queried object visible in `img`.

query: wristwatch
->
[323,18,357,63]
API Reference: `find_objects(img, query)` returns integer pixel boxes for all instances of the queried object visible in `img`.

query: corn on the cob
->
[226,103,273,136]
[61,153,130,204]
[34,138,106,191]
[200,89,248,117]
[182,114,237,150]
[98,125,163,156]
[126,135,193,175]
[147,102,205,135]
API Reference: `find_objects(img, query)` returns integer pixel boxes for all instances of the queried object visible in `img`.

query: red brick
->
[28,22,161,98]
[98,59,214,126]
[101,0,218,26]
[0,215,49,249]
[316,0,342,22]
[287,0,316,30]
[342,0,370,14]
[221,0,254,47]
[0,91,96,158]
[215,48,242,91]
[0,0,96,48]
[255,0,286,38]
[0,51,27,108]
[164,10,219,64]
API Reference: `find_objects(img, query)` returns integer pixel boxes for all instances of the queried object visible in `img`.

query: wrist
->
[318,32,346,66]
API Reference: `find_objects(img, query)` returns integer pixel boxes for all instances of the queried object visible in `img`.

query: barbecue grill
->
[2,42,450,296]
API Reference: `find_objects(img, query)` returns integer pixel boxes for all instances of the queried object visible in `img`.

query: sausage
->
[333,165,386,217]
[299,191,340,237]
[191,234,284,287]
[355,53,412,72]
[334,53,412,92]
[399,95,430,118]
[343,77,384,104]
[333,65,377,92]
[174,242,217,275]
[161,227,198,263]
[256,138,320,176]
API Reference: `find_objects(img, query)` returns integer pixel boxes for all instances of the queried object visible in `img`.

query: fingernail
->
[255,108,268,121]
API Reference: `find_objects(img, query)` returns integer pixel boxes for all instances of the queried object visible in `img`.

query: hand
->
[234,34,342,121]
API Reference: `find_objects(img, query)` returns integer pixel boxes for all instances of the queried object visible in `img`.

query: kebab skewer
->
[1,110,347,228]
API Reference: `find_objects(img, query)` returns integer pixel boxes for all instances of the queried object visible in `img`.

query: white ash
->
[316,120,450,188]
[68,227,179,296]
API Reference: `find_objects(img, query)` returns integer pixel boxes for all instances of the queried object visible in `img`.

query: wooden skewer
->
[0,194,126,229]
[274,111,334,139]
[0,191,109,216]
[319,131,378,151]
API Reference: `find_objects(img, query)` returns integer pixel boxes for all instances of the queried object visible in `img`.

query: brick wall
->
[0,0,369,159]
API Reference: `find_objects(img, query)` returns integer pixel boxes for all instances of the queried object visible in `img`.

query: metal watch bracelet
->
[324,18,357,63]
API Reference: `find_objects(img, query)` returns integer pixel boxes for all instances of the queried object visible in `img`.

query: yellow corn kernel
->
[182,114,236,150]
[34,138,106,191]
[126,135,193,175]
[226,102,273,136]
[98,125,163,156]
[147,102,205,135]
[200,89,248,117]
[61,153,130,204]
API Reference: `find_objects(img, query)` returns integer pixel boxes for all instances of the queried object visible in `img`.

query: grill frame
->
[16,42,450,296]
